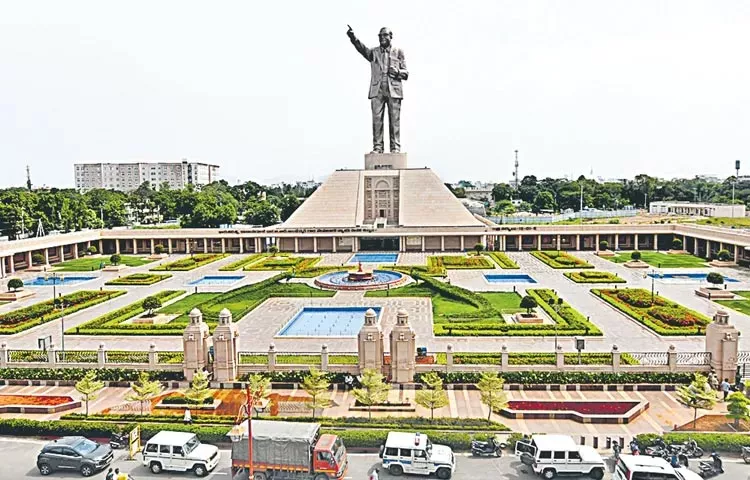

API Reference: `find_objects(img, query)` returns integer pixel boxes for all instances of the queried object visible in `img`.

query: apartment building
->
[74,160,219,191]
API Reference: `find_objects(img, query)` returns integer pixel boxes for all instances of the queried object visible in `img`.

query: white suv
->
[614,455,702,480]
[515,434,606,479]
[141,431,220,477]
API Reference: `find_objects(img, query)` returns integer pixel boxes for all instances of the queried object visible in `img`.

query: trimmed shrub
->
[7,278,23,291]
[706,272,724,285]
[154,244,166,255]
[631,251,642,260]
[109,254,121,266]
[32,253,45,265]
[671,238,683,250]
[0,368,183,381]
[717,249,731,261]
[87,245,98,255]
[599,240,609,250]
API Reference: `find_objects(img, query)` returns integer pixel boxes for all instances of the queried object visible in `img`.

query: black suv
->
[37,436,113,476]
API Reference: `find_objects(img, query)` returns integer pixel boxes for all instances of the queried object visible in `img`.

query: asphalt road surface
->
[2,438,749,480]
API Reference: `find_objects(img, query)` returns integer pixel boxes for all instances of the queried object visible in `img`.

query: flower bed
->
[245,255,320,272]
[427,255,494,270]
[218,253,266,271]
[501,399,648,423]
[0,394,81,414]
[593,288,711,335]
[485,252,519,269]
[151,254,228,271]
[564,271,625,284]
[69,290,185,335]
[105,273,172,285]
[531,250,594,269]
[0,290,126,335]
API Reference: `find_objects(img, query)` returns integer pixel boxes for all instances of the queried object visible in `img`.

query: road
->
[2,438,748,480]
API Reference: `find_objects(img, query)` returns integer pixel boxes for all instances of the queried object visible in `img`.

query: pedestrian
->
[183,407,192,425]
[720,378,731,400]
[344,374,354,391]
[369,468,379,480]
[115,468,129,480]
[709,371,719,391]
[105,467,114,480]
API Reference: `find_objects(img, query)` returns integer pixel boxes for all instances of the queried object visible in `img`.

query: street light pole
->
[733,160,741,218]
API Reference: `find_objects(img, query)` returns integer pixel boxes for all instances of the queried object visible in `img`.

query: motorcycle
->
[678,438,704,458]
[742,446,750,464]
[109,432,128,449]
[698,453,724,478]
[471,438,504,457]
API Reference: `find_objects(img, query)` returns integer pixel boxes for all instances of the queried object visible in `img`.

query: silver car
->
[37,436,114,476]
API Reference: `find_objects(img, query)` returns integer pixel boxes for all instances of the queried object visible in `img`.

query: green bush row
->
[0,367,183,381]
[151,254,227,271]
[564,271,625,283]
[418,371,693,385]
[428,255,494,270]
[0,290,126,334]
[69,290,185,335]
[238,354,358,365]
[527,288,603,335]
[635,433,750,453]
[105,273,172,285]
[434,352,637,366]
[485,252,519,269]
[530,251,594,269]
[218,253,266,271]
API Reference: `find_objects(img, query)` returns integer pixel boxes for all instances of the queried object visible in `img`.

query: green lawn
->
[151,254,228,271]
[696,217,750,228]
[158,293,219,314]
[54,255,154,271]
[607,251,707,268]
[427,255,494,270]
[218,253,267,271]
[564,271,626,283]
[716,291,750,316]
[530,251,594,269]
[105,273,172,285]
[484,252,519,269]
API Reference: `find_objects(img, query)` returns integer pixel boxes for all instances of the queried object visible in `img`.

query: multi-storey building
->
[74,160,219,191]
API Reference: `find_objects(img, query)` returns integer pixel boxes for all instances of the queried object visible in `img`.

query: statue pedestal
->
[365,152,407,170]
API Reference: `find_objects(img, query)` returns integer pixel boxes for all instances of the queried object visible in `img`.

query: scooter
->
[741,446,750,464]
[109,432,128,449]
[471,438,504,457]
[698,453,724,478]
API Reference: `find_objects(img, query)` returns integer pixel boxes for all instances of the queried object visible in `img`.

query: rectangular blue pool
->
[26,275,97,286]
[484,273,537,284]
[349,253,399,264]
[188,275,244,286]
[278,306,381,337]
[648,273,739,283]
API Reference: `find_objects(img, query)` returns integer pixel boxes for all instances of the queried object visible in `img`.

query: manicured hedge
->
[218,253,266,271]
[593,288,711,335]
[564,271,625,284]
[418,371,693,385]
[105,273,172,285]
[0,368,183,381]
[151,254,227,271]
[238,354,358,365]
[428,255,494,270]
[70,290,185,335]
[531,250,594,269]
[0,290,126,334]
[485,252,519,269]
[246,255,320,272]
[161,395,213,405]
[526,288,602,335]
[435,352,638,366]
[636,433,750,453]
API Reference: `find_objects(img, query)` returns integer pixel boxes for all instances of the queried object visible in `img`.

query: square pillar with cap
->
[357,308,384,374]
[182,308,211,382]
[706,309,740,381]
[389,308,416,383]
[212,308,239,382]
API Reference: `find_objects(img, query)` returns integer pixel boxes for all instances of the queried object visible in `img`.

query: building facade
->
[649,201,746,218]
[74,160,219,191]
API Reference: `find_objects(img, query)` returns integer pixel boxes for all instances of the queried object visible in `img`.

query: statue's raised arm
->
[347,25,373,62]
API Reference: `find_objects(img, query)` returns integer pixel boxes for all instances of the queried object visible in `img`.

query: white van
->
[515,434,606,479]
[142,431,220,477]
[614,454,702,480]
[379,432,455,479]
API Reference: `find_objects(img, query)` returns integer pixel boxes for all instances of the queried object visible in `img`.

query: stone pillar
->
[634,234,639,250]
[555,345,564,369]
[706,310,740,381]
[25,251,32,268]
[294,238,299,253]
[168,238,173,254]
[44,248,49,265]
[653,234,658,251]
[255,238,262,253]
[115,240,121,254]
[313,237,318,254]
[735,245,740,263]
[203,239,208,254]
[98,239,103,254]
[133,239,138,254]
[667,345,677,372]
[501,345,509,370]
[357,308,384,374]
[332,237,337,253]
[8,255,14,274]
[595,234,600,251]
[518,235,523,251]
[441,236,445,252]
[389,308,416,384]
[150,239,155,255]
[537,234,542,250]
[73,244,79,259]
[611,344,621,373]
[321,344,329,372]
[421,236,425,252]
[47,343,57,366]
[0,343,7,369]
[212,308,239,382]
[182,308,211,382]
[576,235,580,251]
[460,236,465,251]
[148,343,158,370]
[268,344,277,372]
[97,343,106,368]
[614,234,619,250]
[221,239,226,254]
[353,238,359,253]
[238,238,244,254]
[445,344,454,373]
[693,238,699,256]
[0,258,5,278]
[556,234,561,250]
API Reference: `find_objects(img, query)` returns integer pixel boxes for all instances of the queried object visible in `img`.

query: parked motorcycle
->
[678,438,704,458]
[109,432,128,450]
[742,446,750,464]
[471,438,503,457]
[698,452,724,478]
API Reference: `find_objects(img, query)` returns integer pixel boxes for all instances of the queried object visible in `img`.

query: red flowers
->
[507,400,638,415]
[0,395,75,406]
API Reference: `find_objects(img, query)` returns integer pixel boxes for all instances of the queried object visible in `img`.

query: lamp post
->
[548,297,564,351]
[643,269,659,305]
[733,160,741,218]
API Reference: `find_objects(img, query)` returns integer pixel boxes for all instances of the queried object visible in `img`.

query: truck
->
[228,420,348,480]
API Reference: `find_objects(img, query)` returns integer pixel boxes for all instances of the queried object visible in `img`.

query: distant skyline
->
[1,1,748,189]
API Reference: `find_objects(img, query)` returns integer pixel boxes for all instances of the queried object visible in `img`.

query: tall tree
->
[726,391,750,429]
[352,368,390,420]
[246,374,271,418]
[301,368,331,419]
[75,371,104,417]
[477,372,508,423]
[414,372,449,420]
[125,371,163,415]
[675,373,716,429]
[184,370,214,405]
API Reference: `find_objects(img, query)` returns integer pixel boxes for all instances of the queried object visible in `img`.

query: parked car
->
[515,434,605,479]
[142,431,220,476]
[37,436,114,477]
[614,454,702,480]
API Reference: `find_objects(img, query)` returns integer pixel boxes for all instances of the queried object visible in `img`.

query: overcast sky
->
[1,1,749,188]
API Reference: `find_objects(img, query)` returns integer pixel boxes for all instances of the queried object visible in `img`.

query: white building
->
[74,160,219,191]
[649,201,745,217]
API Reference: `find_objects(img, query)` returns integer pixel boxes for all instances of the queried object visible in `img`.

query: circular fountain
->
[315,263,407,291]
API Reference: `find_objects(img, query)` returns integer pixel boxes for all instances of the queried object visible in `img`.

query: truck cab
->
[313,434,348,479]
[380,432,455,479]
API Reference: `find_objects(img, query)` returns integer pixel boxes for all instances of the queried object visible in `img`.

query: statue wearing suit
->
[347,26,408,153]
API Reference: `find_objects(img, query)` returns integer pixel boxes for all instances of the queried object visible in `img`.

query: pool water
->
[278,306,381,337]
[26,276,97,286]
[484,273,538,284]
[349,253,399,264]
[188,275,244,286]
[648,273,739,283]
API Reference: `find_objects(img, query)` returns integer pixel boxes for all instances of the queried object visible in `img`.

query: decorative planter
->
[623,260,650,269]
[709,260,737,267]
[148,253,169,260]
[500,399,649,424]
[0,394,81,414]
[0,289,36,301]
[513,312,544,324]
[667,250,689,255]
[155,399,222,410]
[103,264,128,272]
[595,250,616,258]
[695,287,735,299]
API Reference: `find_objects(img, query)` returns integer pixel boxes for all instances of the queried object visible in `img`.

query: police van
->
[515,434,605,479]
[379,432,455,479]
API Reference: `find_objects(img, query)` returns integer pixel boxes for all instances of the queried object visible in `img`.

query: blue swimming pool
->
[647,273,739,283]
[484,273,538,284]
[349,253,399,264]
[26,275,97,286]
[278,306,381,337]
[188,275,244,286]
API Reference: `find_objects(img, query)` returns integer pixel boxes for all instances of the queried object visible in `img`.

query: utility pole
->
[26,165,32,191]
[733,160,741,218]
[513,150,519,190]
[579,183,584,224]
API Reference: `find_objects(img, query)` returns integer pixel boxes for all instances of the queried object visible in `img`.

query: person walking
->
[183,407,192,425]
[369,468,379,480]
[720,378,731,400]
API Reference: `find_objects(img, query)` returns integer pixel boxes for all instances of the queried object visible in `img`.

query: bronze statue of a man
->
[347,26,408,154]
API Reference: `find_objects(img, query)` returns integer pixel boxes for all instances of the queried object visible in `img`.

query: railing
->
[238,352,269,365]
[158,352,184,364]
[57,350,97,363]
[629,352,669,366]
[676,352,711,366]
[738,351,750,364]
[0,346,182,372]
[7,350,48,363]
[105,351,148,364]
